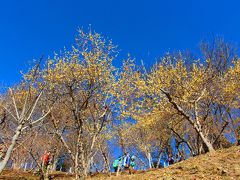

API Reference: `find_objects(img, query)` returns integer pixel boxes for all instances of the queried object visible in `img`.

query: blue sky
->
[0,0,240,85]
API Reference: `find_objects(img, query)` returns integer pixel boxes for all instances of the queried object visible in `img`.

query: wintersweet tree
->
[146,56,240,153]
[116,52,239,154]
[138,59,212,152]
[0,74,51,173]
[30,29,117,179]
[222,60,240,143]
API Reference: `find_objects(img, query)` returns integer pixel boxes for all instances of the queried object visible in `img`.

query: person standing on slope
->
[128,155,136,174]
[42,151,51,172]
[123,153,131,170]
[113,156,122,172]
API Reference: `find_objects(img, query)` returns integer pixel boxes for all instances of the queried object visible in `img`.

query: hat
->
[131,155,136,160]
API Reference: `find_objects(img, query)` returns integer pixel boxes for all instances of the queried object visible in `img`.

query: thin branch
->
[213,121,229,145]
[25,91,43,123]
[160,89,195,126]
[22,108,51,131]
[1,105,18,122]
[9,88,20,120]
[20,88,30,119]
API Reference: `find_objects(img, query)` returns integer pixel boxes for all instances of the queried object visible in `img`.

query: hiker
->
[168,154,174,165]
[123,154,137,174]
[113,156,122,172]
[42,151,51,172]
[129,155,136,174]
[123,153,131,170]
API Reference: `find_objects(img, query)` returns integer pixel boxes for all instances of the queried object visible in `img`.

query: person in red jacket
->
[42,151,51,171]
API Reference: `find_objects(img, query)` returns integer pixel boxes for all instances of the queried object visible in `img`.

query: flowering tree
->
[29,29,117,179]
[0,76,51,173]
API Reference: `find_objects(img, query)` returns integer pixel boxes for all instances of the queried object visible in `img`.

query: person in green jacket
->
[130,156,136,168]
[127,155,136,174]
[113,156,122,172]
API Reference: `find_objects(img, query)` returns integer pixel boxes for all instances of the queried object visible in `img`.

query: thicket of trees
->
[0,30,239,180]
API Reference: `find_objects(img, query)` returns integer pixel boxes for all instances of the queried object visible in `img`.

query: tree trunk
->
[51,158,58,172]
[86,135,97,174]
[75,129,87,180]
[85,156,94,175]
[147,152,152,169]
[162,90,215,153]
[235,127,240,146]
[0,123,23,173]
[156,152,162,168]
[102,152,110,173]
[194,122,215,153]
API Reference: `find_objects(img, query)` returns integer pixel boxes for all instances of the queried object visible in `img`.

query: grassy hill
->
[0,145,240,180]
[91,145,240,180]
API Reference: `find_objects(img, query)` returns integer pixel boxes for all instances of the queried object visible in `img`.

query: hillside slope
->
[91,145,240,180]
[0,146,239,179]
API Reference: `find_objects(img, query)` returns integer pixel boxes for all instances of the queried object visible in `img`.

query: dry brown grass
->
[1,145,240,180]
[90,145,240,180]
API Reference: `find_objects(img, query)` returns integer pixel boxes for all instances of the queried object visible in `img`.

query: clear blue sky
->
[0,0,240,85]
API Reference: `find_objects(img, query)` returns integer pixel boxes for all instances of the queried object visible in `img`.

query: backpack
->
[130,161,136,167]
[113,159,119,168]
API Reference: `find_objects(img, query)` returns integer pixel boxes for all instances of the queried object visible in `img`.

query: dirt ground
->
[1,145,240,180]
